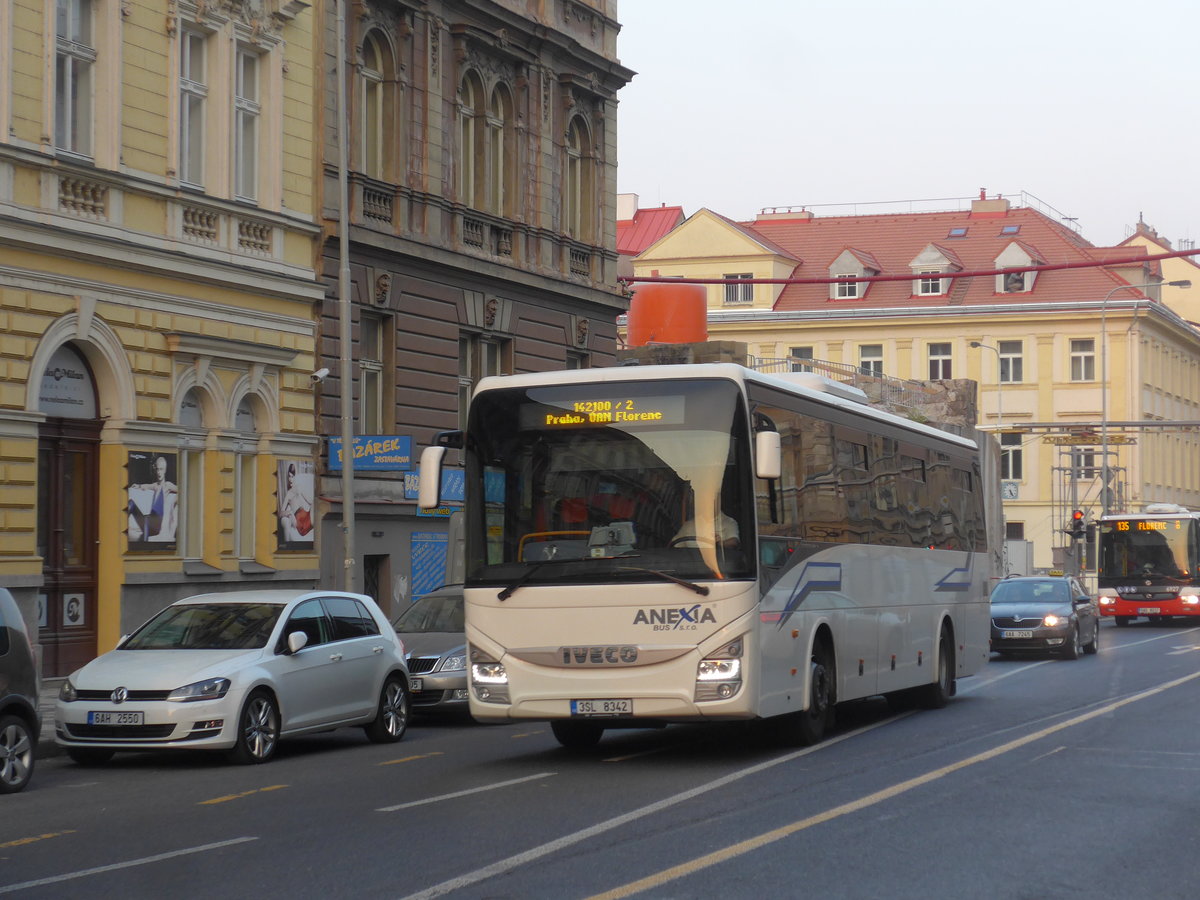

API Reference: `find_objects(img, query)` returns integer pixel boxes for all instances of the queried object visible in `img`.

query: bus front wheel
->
[775,644,834,746]
[1115,616,1131,627]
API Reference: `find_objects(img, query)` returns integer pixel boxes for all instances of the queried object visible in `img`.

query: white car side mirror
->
[287,631,309,654]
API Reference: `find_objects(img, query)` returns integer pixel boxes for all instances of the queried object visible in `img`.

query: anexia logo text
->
[632,605,717,631]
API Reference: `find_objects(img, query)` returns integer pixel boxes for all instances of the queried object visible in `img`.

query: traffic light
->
[1065,509,1086,539]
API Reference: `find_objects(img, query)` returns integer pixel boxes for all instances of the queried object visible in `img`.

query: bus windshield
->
[1100,518,1196,579]
[463,377,755,587]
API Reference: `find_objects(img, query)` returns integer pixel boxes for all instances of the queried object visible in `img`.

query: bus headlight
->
[1098,595,1117,607]
[695,638,744,702]
[469,645,509,704]
[1182,593,1200,606]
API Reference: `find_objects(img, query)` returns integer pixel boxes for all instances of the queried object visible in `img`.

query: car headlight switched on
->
[695,637,744,702]
[469,645,509,704]
[1042,614,1065,628]
[167,677,231,702]
[59,680,77,702]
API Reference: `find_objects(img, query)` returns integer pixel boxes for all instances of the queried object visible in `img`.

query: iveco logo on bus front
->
[561,646,639,665]
[632,604,717,631]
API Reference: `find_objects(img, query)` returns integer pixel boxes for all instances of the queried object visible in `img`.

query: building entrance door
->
[38,418,100,677]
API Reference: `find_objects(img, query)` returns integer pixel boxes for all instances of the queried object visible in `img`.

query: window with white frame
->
[459,334,509,430]
[487,86,515,217]
[1000,432,1023,480]
[359,32,386,179]
[234,397,257,560]
[178,388,207,560]
[179,27,208,187]
[1073,449,1097,480]
[55,0,95,157]
[998,340,1023,383]
[790,346,814,372]
[234,46,261,202]
[928,342,952,380]
[859,344,883,376]
[835,276,859,299]
[458,72,484,207]
[1070,339,1095,381]
[564,117,593,241]
[360,312,392,434]
[723,274,753,305]
[917,270,946,295]
[1001,269,1027,293]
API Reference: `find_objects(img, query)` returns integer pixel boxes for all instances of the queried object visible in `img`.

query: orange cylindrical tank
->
[625,283,707,346]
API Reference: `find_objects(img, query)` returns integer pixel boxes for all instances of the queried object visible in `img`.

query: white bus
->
[419,363,992,748]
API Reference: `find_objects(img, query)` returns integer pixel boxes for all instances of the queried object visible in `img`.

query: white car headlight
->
[167,677,232,702]
[59,680,78,702]
[441,654,467,672]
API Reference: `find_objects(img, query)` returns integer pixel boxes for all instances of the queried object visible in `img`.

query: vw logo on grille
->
[111,686,129,704]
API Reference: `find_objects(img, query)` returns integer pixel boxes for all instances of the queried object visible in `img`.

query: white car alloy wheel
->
[230,690,280,765]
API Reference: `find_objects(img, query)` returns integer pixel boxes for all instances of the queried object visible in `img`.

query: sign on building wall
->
[126,451,179,552]
[411,532,449,598]
[276,459,316,549]
[328,436,412,470]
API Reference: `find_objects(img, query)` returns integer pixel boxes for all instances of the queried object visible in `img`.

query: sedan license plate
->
[1138,607,1161,614]
[409,677,423,692]
[1001,630,1034,639]
[571,698,631,717]
[88,711,143,726]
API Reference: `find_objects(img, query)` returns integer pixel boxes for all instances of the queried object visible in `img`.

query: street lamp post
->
[969,341,1003,429]
[1099,279,1192,520]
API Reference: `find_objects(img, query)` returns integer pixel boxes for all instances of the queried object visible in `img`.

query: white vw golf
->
[55,590,410,765]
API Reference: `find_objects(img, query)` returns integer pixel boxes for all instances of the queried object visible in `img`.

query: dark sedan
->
[394,585,468,714]
[990,575,1100,659]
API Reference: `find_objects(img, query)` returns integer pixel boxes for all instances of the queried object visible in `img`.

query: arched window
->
[487,85,515,216]
[234,396,259,560]
[359,31,396,180]
[178,387,208,559]
[458,71,485,207]
[564,117,593,241]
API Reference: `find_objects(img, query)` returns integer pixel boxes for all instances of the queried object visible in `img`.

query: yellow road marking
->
[197,784,287,806]
[379,751,443,766]
[0,831,77,849]
[510,731,545,739]
[586,668,1200,900]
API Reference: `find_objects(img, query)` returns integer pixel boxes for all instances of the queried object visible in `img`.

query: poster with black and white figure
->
[127,451,179,551]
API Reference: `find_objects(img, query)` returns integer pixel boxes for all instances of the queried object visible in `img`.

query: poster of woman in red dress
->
[277,460,315,549]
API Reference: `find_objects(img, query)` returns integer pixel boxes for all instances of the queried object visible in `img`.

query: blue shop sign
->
[329,435,412,471]
[404,467,465,502]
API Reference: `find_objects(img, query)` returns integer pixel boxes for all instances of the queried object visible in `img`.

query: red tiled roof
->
[739,207,1144,311]
[617,205,686,256]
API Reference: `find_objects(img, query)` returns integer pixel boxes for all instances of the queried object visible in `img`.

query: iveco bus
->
[419,363,992,748]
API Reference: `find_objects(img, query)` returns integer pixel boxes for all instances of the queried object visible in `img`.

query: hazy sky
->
[615,0,1199,249]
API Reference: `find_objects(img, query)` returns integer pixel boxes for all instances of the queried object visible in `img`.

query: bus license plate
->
[1001,630,1033,639]
[571,698,631,717]
[1138,607,1160,614]
[88,711,143,726]
[410,678,423,692]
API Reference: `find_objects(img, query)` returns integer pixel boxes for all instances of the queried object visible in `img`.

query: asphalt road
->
[5,619,1200,899]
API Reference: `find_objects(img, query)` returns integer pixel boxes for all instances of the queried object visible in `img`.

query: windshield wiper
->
[615,566,709,596]
[497,557,582,600]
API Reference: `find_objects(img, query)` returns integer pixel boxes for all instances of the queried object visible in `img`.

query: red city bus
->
[1096,504,1200,625]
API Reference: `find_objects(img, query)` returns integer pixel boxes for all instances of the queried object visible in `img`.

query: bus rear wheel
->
[551,720,604,750]
[918,625,954,709]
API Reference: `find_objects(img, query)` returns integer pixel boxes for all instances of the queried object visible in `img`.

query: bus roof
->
[473,363,978,451]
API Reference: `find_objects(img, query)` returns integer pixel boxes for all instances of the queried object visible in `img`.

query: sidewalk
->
[37,677,63,759]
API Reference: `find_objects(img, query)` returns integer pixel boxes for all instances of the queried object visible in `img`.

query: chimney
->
[970,190,1010,217]
[756,207,814,222]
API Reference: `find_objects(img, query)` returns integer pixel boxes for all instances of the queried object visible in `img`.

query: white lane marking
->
[586,667,1200,900]
[396,715,903,900]
[376,772,555,812]
[0,837,258,894]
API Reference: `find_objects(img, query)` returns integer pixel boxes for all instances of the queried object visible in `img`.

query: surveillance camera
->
[310,367,330,384]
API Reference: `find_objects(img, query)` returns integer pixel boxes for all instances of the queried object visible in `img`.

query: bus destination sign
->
[522,395,686,428]
[1113,519,1180,531]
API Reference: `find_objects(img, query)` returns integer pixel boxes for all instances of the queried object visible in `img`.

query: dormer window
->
[993,241,1044,294]
[723,273,753,305]
[828,248,880,301]
[909,244,961,297]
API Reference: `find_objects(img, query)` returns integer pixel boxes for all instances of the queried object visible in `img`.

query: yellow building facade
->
[1,0,324,674]
[630,197,1200,577]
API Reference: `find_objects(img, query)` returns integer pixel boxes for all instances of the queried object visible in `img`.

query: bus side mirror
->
[755,430,781,480]
[418,445,446,509]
